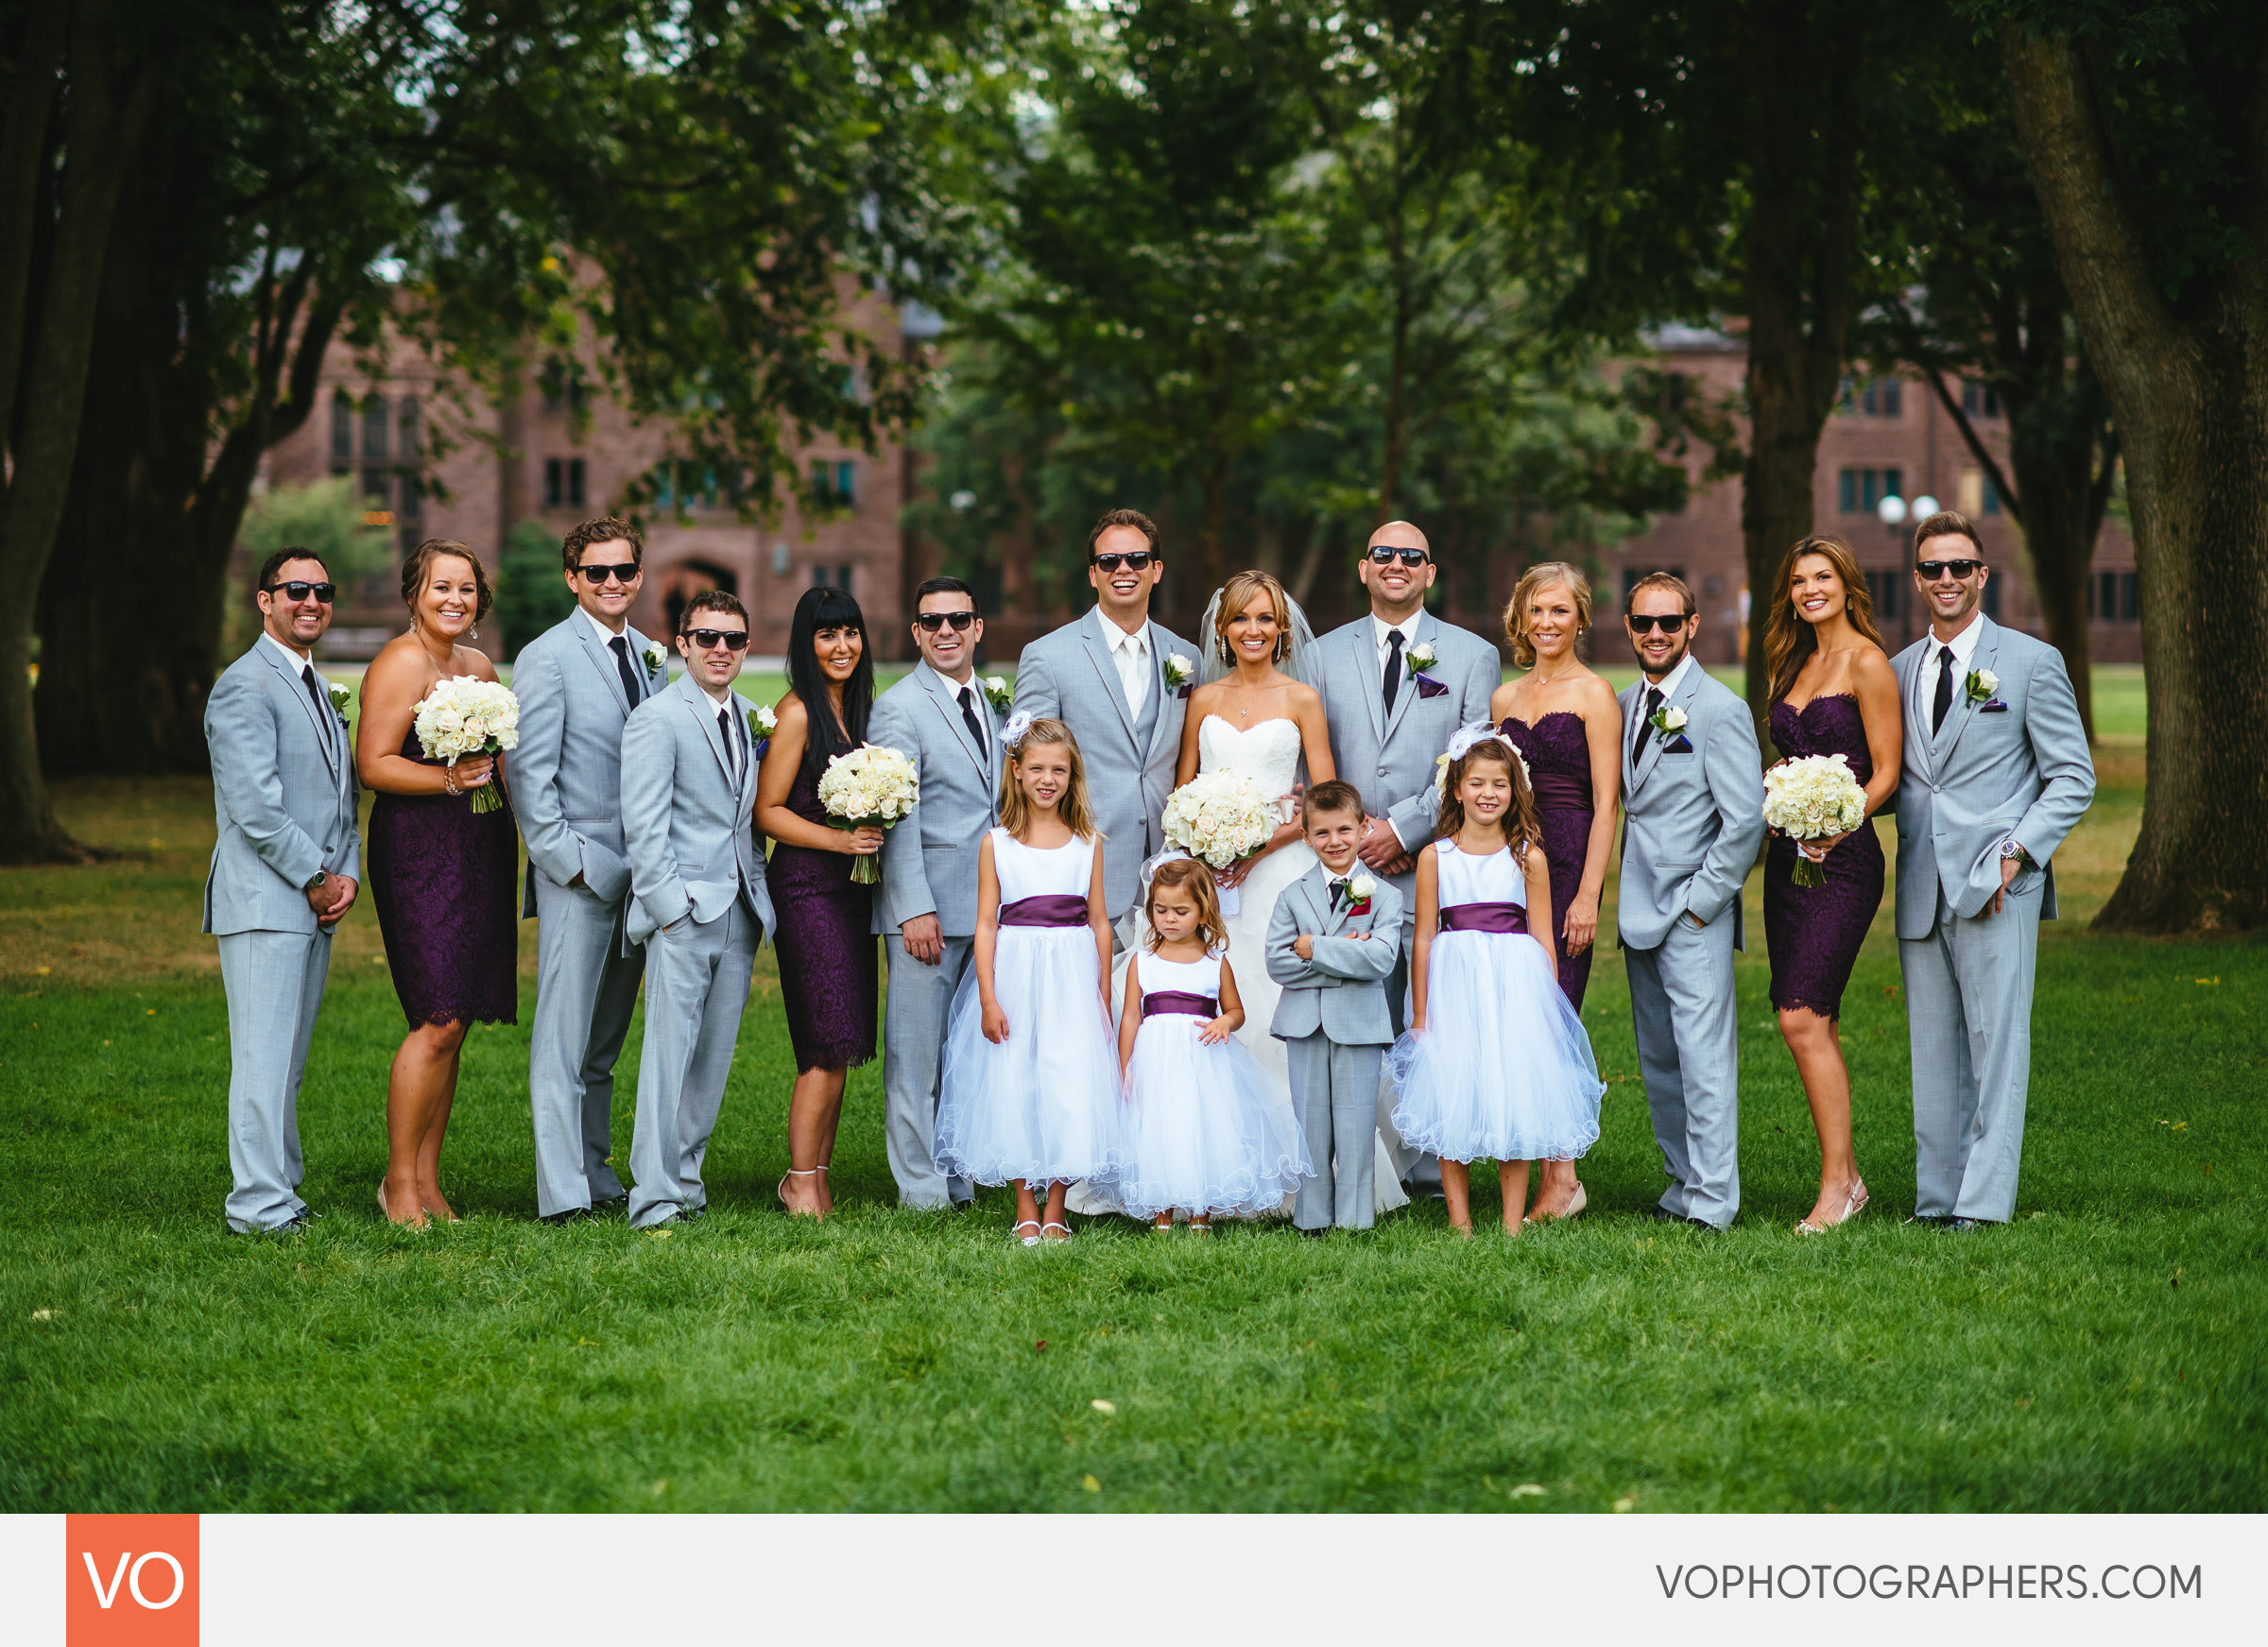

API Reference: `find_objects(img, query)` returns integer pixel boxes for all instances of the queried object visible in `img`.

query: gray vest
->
[1130,664,1160,750]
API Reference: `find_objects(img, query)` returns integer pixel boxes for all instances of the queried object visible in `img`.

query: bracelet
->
[442,763,460,797]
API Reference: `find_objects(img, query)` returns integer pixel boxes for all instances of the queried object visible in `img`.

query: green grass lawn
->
[0,666,2259,1512]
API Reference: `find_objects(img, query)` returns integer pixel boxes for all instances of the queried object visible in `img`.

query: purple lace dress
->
[767,760,878,1072]
[1499,712,1598,1010]
[1763,694,1885,1019]
[367,728,520,1027]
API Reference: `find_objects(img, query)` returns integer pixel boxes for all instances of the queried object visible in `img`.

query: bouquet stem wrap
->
[413,677,521,815]
[1761,752,1867,889]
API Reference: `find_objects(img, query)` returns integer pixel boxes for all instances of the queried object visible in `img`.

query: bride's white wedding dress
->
[1070,713,1408,1219]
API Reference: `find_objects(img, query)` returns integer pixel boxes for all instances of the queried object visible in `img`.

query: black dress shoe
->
[593,1194,628,1214]
[1905,1212,1950,1228]
[1297,1227,1326,1240]
[541,1206,593,1227]
[1643,1206,1684,1224]
[1942,1216,1989,1232]
[679,1204,707,1224]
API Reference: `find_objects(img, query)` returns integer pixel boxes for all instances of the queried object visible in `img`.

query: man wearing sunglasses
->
[867,576,1001,1208]
[511,516,673,1224]
[1891,511,2093,1231]
[202,548,361,1234]
[1615,572,1764,1232]
[1012,507,1195,931]
[619,591,776,1227]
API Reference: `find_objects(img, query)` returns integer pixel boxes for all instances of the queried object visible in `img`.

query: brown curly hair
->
[560,516,644,574]
[400,539,494,625]
[1143,857,1229,953]
[1431,734,1539,855]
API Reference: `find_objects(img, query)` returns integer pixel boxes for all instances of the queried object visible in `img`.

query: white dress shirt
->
[262,631,343,785]
[1644,651,1697,707]
[1371,613,1421,673]
[1916,608,1986,728]
[1093,606,1151,718]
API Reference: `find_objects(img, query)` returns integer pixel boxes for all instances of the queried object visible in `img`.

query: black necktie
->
[610,635,643,708]
[1329,877,1349,908]
[1932,644,1955,734]
[1633,685,1662,761]
[1381,629,1404,714]
[301,664,335,763]
[718,704,739,782]
[958,684,988,758]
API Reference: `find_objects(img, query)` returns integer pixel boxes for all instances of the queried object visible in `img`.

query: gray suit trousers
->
[1286,1033,1383,1230]
[1626,904,1741,1227]
[218,927,331,1231]
[627,901,756,1227]
[1902,880,2043,1222]
[530,873,643,1215]
[883,935,976,1210]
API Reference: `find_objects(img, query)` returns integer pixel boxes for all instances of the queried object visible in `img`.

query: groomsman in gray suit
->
[512,517,673,1223]
[869,576,1003,1210]
[620,592,776,1228]
[1616,572,1765,1231]
[203,549,361,1234]
[1012,507,1195,930]
[1892,512,2093,1229]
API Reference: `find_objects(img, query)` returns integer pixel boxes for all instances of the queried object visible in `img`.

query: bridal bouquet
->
[414,677,520,814]
[1761,753,1867,887]
[816,743,919,884]
[1161,768,1273,872]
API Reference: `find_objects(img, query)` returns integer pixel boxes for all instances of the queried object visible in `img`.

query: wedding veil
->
[1197,578,1322,689]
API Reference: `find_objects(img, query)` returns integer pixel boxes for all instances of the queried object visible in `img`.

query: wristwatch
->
[1999,840,2033,868]
[305,870,330,892]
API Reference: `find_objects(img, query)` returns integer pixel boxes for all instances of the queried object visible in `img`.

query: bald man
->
[1313,522,1502,1187]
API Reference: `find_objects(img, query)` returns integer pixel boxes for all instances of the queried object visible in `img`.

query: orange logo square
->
[66,1515,198,1646]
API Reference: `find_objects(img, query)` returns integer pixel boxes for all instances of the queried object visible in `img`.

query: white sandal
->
[1040,1221,1074,1243]
[778,1164,827,1216]
[1013,1220,1043,1247]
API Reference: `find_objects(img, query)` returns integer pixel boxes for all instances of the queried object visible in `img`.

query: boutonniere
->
[1403,642,1438,677]
[1650,703,1689,736]
[325,680,353,719]
[1966,667,1999,705]
[981,675,1012,712]
[1162,653,1194,691]
[748,702,778,738]
[644,644,667,675]
[1345,872,1376,918]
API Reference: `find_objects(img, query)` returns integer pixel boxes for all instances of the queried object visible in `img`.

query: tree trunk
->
[2002,430,2102,742]
[2002,24,2268,934]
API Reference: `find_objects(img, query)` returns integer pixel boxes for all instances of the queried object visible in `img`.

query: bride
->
[1150,569,1407,1216]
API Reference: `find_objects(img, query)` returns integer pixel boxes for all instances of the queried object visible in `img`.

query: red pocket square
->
[1414,675,1449,700]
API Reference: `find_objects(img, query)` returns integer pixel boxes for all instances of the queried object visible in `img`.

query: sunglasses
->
[1916,559,1986,580]
[1366,544,1431,567]
[913,609,978,632]
[264,580,336,604]
[1624,611,1693,633]
[1091,551,1156,573]
[575,561,640,585]
[683,628,750,651]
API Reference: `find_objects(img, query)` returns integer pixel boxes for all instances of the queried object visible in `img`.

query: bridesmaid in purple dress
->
[1761,536,1902,1235]
[1487,562,1623,1225]
[756,586,882,1218]
[356,541,520,1227]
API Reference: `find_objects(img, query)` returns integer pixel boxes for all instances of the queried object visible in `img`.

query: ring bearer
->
[619,591,776,1228]
[1265,781,1404,1232]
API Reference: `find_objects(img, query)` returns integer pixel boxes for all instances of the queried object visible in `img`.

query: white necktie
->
[1118,631,1148,718]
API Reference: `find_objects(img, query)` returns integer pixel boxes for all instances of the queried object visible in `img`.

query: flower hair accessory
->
[1138,847,1192,889]
[1000,711,1035,749]
[1435,723,1530,798]
[1443,720,1499,763]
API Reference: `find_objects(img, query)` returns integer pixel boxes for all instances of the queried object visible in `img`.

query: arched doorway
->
[660,558,740,639]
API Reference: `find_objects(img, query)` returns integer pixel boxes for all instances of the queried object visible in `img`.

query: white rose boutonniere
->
[644,644,666,675]
[1404,642,1438,676]
[1651,703,1689,735]
[325,680,353,718]
[1162,653,1194,691]
[1967,667,1999,704]
[982,675,1012,712]
[748,701,777,757]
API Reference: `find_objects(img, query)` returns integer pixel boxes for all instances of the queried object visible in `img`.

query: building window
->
[359,395,389,503]
[1982,573,2002,620]
[543,458,588,510]
[330,391,353,473]
[1864,569,1902,624]
[1961,380,2002,419]
[811,563,854,592]
[1981,472,2002,515]
[1837,468,1904,514]
[2090,571,2139,623]
[397,398,422,523]
[810,459,857,510]
[1845,377,1903,418]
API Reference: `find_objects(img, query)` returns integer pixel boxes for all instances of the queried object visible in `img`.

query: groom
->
[1893,511,2093,1229]
[1617,572,1763,1231]
[1012,507,1195,934]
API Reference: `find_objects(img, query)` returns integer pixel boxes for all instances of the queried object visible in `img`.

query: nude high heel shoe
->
[1796,1179,1869,1235]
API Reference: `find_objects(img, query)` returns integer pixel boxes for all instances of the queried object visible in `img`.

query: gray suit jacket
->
[620,674,776,947]
[202,641,362,936]
[1314,609,1501,926]
[512,613,670,916]
[1615,664,1765,952]
[868,661,1005,937]
[1890,618,2094,937]
[1264,864,1403,1044]
[1013,609,1194,918]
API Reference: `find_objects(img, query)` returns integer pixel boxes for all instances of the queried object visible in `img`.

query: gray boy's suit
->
[512,612,670,1216]
[1012,607,1194,926]
[202,639,361,1232]
[619,674,777,1227]
[1266,866,1403,1229]
[1616,662,1764,1229]
[868,661,1003,1208]
[1891,617,2093,1223]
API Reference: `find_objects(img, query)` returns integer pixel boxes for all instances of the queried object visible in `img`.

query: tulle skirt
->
[1386,931,1605,1164]
[936,927,1126,1187]
[1115,1016,1311,1219]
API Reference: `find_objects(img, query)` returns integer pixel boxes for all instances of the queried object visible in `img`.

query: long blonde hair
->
[1502,561,1592,669]
[997,716,1099,841]
[1143,857,1228,952]
[1764,535,1885,703]
[1211,568,1293,665]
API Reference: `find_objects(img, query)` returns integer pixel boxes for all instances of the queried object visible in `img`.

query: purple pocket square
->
[1980,700,2009,712]
[1664,733,1694,754]
[1414,675,1450,700]
[1177,683,1193,700]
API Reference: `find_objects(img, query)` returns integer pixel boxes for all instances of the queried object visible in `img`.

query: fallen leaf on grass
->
[30,1309,52,1321]
[1034,1340,1048,1353]
[1612,1496,1635,1513]
[1081,1474,1101,1493]
[1510,1484,1546,1498]
[1091,1398,1115,1415]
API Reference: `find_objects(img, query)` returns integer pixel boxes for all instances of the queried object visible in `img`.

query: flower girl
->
[1114,856,1309,1232]
[936,715,1125,1244]
[1388,725,1605,1236]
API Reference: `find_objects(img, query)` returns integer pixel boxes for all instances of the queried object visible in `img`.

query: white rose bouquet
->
[1161,768,1273,872]
[413,676,521,814]
[816,743,920,884]
[1761,752,1868,887]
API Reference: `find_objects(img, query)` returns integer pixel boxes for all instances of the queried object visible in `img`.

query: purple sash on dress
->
[1529,773,1591,814]
[999,894,1091,928]
[1437,901,1528,935]
[1141,991,1218,1018]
